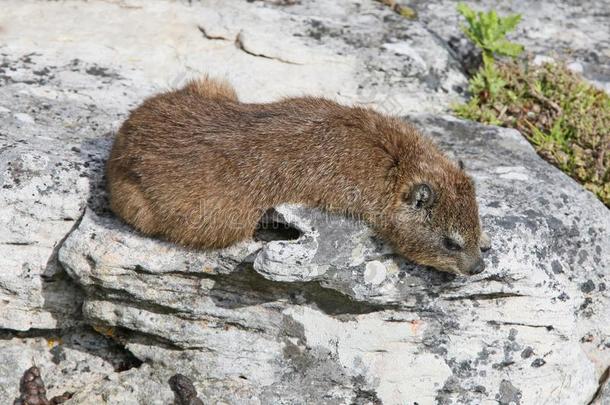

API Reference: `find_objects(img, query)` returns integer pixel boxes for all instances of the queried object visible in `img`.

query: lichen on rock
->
[0,0,609,404]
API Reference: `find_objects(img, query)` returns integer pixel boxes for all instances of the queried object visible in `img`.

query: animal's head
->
[376,135,490,275]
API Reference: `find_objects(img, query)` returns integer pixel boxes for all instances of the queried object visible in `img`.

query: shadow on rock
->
[207,263,390,316]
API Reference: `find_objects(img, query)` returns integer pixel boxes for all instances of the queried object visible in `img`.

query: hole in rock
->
[254,209,303,242]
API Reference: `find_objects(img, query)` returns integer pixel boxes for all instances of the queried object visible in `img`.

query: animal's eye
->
[443,237,463,251]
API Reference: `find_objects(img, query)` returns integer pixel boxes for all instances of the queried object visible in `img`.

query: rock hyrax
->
[107,77,490,275]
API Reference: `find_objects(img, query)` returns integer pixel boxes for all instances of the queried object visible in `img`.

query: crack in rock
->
[235,31,303,65]
[197,25,230,41]
[486,320,555,331]
[2,1,610,403]
[588,366,610,405]
[444,292,527,301]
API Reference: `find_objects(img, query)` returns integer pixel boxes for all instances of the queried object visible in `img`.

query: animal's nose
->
[469,258,486,275]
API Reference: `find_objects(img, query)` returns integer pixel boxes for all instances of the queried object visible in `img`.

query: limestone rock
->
[0,59,115,331]
[414,0,610,93]
[0,328,140,403]
[0,0,609,404]
[58,115,610,404]
[0,0,465,335]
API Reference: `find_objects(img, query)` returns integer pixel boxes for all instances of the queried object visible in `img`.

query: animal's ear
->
[457,159,465,170]
[405,183,435,209]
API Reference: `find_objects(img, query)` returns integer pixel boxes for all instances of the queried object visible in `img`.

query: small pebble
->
[169,374,205,405]
[14,366,72,405]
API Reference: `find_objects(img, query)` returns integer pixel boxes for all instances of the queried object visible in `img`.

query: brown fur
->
[107,77,489,275]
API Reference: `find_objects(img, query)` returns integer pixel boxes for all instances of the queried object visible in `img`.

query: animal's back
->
[107,77,489,275]
[107,77,256,247]
[106,77,387,248]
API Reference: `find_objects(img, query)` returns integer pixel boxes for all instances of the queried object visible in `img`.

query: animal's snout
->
[468,257,486,275]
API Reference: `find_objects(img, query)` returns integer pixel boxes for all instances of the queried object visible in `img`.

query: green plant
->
[454,5,610,207]
[457,3,524,67]
[457,3,523,98]
[454,60,610,207]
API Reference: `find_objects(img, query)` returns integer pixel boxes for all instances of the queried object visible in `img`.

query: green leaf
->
[457,2,476,21]
[469,71,487,94]
[499,14,522,34]
[399,6,417,19]
[455,3,523,63]
[492,39,524,57]
[487,76,506,98]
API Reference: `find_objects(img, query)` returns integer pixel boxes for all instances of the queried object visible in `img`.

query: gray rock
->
[598,373,610,405]
[413,0,610,93]
[65,364,176,405]
[0,0,465,334]
[0,57,111,331]
[58,114,610,404]
[0,0,609,404]
[0,327,140,403]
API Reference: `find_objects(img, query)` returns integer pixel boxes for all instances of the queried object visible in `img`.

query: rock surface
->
[58,115,610,404]
[0,0,608,404]
[413,0,610,93]
[0,327,141,403]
